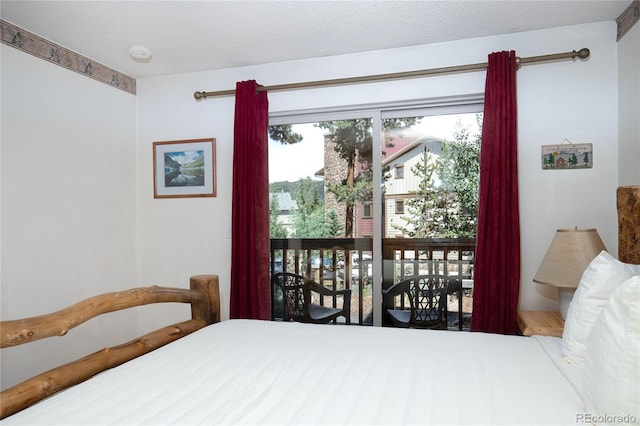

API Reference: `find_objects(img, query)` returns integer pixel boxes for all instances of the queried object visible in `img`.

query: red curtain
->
[230,80,271,320]
[470,51,520,334]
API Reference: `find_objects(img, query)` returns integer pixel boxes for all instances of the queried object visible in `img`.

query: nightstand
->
[517,310,565,337]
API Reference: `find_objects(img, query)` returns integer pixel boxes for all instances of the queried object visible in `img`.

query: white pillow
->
[583,276,640,423]
[561,251,640,365]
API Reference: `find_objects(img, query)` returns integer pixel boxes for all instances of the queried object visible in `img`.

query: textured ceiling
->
[0,0,631,79]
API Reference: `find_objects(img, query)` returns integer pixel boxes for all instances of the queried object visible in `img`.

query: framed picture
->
[541,142,593,170]
[153,138,216,198]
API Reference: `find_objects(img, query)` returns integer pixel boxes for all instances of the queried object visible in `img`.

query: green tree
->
[268,125,303,144]
[316,119,371,237]
[437,117,481,238]
[393,148,444,237]
[582,151,590,167]
[292,208,325,237]
[291,178,325,237]
[569,153,578,168]
[324,209,344,237]
[546,152,556,168]
[269,194,288,238]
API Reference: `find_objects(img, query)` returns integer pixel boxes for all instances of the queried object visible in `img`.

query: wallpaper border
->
[1,19,136,95]
[617,0,639,41]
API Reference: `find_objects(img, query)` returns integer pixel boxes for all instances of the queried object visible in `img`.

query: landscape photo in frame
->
[153,138,216,198]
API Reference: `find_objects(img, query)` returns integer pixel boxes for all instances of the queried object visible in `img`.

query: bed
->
[3,320,585,425]
[1,187,638,425]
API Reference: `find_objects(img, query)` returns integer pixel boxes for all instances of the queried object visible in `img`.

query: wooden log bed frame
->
[1,186,638,421]
[0,275,220,419]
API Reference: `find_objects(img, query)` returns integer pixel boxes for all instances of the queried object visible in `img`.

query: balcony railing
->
[270,238,476,328]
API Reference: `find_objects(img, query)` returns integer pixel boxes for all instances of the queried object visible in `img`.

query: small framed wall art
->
[153,138,216,198]
[541,141,593,170]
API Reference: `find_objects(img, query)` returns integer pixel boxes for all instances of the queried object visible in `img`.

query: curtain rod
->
[193,47,590,100]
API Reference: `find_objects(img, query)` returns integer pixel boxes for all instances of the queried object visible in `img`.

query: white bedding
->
[3,320,584,425]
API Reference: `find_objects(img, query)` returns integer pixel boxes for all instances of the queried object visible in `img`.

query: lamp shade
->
[533,228,606,289]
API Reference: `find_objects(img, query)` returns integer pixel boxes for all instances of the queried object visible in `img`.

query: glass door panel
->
[380,113,481,329]
[269,119,373,325]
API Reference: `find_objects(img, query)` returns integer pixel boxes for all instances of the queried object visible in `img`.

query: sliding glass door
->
[269,98,482,327]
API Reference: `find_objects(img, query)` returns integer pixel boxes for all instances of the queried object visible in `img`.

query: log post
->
[617,185,640,264]
[190,275,221,324]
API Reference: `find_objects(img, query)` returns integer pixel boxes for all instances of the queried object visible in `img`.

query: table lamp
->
[533,228,606,319]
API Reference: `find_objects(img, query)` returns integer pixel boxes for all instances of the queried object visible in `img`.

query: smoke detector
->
[128,45,152,60]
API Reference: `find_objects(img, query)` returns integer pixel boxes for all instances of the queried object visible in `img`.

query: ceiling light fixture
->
[128,45,152,60]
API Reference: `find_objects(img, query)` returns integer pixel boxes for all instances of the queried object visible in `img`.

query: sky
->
[167,149,203,164]
[268,123,325,183]
[268,113,481,183]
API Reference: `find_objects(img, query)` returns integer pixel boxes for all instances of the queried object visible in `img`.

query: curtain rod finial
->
[194,91,206,100]
[574,48,590,59]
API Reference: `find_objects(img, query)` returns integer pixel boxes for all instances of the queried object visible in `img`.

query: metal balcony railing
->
[270,238,476,328]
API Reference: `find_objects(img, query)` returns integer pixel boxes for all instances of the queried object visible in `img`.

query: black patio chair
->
[272,272,351,324]
[384,274,457,329]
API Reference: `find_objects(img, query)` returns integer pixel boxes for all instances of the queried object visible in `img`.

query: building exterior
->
[319,131,443,238]
[270,191,298,236]
[382,135,444,238]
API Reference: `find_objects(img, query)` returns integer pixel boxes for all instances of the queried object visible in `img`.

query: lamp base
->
[558,288,576,320]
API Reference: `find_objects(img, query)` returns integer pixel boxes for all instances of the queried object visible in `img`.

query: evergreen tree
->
[569,153,578,168]
[291,178,325,237]
[268,125,303,144]
[316,119,371,237]
[437,117,481,238]
[292,208,326,237]
[324,209,344,237]
[393,148,443,237]
[546,152,556,168]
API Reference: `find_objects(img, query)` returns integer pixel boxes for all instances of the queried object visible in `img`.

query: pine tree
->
[437,118,481,238]
[291,178,325,238]
[393,148,444,237]
[324,209,344,237]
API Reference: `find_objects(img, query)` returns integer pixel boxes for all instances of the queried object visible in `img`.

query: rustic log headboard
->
[617,185,640,264]
[0,274,220,419]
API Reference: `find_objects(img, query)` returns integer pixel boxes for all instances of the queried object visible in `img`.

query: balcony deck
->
[270,237,475,329]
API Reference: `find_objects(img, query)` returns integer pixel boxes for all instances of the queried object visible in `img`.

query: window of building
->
[363,203,372,218]
[395,200,404,214]
[395,165,404,179]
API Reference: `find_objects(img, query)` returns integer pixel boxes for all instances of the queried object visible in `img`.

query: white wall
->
[135,74,237,330]
[0,46,137,389]
[617,21,640,186]
[136,21,620,326]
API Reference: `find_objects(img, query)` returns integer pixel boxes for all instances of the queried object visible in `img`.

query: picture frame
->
[153,138,216,198]
[541,142,593,170]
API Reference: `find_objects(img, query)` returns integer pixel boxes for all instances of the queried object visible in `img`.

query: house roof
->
[269,192,297,211]
[383,135,443,165]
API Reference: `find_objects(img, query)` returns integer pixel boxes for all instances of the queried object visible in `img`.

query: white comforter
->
[3,320,584,425]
